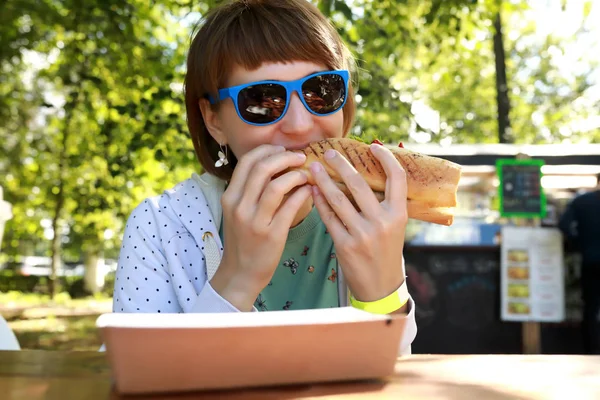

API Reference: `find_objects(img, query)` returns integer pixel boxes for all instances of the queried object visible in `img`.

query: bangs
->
[201,1,347,94]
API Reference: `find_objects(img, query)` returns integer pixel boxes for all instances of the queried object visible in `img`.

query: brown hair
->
[184,0,356,181]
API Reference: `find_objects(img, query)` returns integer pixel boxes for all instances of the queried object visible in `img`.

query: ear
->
[199,98,227,146]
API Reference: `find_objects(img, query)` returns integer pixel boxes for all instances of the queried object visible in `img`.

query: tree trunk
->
[493,10,512,144]
[83,246,104,294]
[49,173,65,299]
[49,94,74,298]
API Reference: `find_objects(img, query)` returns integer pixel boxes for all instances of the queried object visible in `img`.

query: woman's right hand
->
[209,144,312,311]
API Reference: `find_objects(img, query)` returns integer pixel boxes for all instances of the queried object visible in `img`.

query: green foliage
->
[1,0,198,261]
[505,5,600,144]
[1,0,598,269]
[329,0,503,144]
[317,0,599,145]
[103,272,115,297]
[8,313,103,351]
[0,271,107,298]
[0,272,48,293]
[1,291,112,351]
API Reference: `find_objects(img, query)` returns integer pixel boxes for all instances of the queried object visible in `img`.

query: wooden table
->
[1,350,599,399]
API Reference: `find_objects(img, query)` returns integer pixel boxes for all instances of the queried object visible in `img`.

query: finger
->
[369,144,407,208]
[226,144,286,200]
[309,161,364,235]
[311,185,351,242]
[271,185,313,230]
[255,171,308,224]
[322,149,380,220]
[239,151,307,209]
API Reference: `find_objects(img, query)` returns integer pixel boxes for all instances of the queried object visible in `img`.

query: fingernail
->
[310,162,323,173]
[296,152,306,161]
[324,149,336,160]
[370,143,382,152]
[312,185,321,196]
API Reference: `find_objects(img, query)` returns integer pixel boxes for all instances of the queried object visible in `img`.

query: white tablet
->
[96,307,406,395]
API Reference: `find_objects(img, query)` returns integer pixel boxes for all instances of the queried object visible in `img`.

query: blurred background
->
[1,0,599,352]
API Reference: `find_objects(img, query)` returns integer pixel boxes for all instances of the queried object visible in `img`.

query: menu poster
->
[496,158,547,218]
[500,226,565,322]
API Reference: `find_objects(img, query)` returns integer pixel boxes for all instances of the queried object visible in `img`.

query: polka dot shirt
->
[113,176,242,314]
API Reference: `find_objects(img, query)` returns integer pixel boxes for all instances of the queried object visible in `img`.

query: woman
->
[113,0,417,354]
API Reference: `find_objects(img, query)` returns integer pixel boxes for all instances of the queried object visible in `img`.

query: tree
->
[317,0,599,145]
[506,1,600,144]
[2,0,598,298]
[317,0,502,144]
[493,10,512,143]
[1,0,199,296]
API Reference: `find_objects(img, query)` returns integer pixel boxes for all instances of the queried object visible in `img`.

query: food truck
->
[401,143,600,354]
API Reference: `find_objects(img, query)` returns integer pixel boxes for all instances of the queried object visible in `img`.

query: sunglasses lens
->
[237,84,287,124]
[302,73,346,115]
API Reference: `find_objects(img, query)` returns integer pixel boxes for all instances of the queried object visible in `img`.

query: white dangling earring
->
[215,143,229,168]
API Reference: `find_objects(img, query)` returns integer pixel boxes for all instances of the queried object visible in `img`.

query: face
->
[201,61,346,159]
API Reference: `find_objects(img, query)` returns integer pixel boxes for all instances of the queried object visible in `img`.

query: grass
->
[0,290,110,308]
[1,291,112,351]
[9,315,103,351]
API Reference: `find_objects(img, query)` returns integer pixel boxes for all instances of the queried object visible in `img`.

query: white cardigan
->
[111,172,417,355]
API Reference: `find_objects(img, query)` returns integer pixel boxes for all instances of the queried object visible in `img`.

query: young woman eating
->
[113,0,417,355]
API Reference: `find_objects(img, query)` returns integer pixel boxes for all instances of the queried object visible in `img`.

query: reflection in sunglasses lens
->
[302,74,345,115]
[238,84,287,124]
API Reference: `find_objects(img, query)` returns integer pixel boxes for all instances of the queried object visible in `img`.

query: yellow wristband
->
[349,281,409,315]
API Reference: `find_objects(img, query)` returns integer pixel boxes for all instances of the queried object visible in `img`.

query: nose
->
[279,91,314,136]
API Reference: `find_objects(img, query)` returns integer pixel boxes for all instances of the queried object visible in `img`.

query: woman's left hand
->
[310,143,408,302]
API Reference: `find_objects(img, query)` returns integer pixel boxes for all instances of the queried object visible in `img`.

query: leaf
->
[583,1,592,18]
[334,1,354,20]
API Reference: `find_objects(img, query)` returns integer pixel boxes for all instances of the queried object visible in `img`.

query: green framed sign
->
[496,158,547,218]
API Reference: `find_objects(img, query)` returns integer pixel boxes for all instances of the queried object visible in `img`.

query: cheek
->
[219,101,240,126]
[221,119,277,159]
[322,111,345,138]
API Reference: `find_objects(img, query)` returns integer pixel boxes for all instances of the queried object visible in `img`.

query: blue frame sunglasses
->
[208,70,349,126]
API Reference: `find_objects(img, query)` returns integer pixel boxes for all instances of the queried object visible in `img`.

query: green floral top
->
[219,206,339,311]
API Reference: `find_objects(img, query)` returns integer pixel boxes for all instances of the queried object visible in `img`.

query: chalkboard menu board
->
[404,246,522,354]
[405,244,584,355]
[497,159,547,218]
